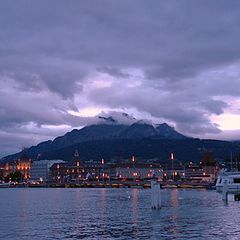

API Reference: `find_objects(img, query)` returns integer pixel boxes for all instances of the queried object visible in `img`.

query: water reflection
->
[169,189,179,237]
[170,189,179,208]
[1,189,240,240]
[131,188,139,236]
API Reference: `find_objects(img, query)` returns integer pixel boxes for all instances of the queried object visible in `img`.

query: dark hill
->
[2,121,240,163]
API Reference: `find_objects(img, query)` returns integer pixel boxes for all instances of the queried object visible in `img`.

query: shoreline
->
[3,181,216,190]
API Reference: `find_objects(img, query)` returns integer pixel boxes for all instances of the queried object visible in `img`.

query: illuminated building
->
[14,155,31,180]
[50,150,86,183]
[30,160,64,182]
[109,162,163,180]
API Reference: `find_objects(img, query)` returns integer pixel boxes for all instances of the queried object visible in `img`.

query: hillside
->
[2,118,240,163]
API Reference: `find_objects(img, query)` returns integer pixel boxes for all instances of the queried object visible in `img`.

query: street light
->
[170,153,174,180]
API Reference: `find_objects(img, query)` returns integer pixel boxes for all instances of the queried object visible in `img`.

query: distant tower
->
[74,149,79,158]
[74,149,81,166]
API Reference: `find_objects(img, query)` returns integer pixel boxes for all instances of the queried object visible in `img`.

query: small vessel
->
[216,170,240,192]
[0,182,10,188]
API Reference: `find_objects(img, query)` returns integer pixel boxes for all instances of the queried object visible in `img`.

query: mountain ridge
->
[2,121,187,162]
[2,117,240,163]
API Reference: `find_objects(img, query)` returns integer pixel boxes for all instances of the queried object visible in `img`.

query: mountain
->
[2,120,186,161]
[2,117,240,163]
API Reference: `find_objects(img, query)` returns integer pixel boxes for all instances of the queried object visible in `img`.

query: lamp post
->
[101,159,105,182]
[170,153,174,181]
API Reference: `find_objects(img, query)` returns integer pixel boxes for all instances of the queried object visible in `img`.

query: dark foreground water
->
[0,188,240,240]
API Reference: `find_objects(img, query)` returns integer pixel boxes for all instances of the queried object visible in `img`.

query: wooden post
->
[222,180,228,203]
[151,179,161,209]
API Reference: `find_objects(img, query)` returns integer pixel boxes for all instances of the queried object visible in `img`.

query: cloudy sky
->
[1,0,240,156]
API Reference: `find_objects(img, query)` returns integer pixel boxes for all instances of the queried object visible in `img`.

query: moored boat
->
[0,182,10,188]
[216,171,240,192]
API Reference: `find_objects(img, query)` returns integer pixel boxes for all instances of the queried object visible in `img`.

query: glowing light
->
[170,153,174,160]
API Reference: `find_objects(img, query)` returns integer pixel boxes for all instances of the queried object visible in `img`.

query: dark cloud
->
[96,67,131,79]
[1,0,240,155]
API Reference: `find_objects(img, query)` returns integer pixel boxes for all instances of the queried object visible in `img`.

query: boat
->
[0,182,10,188]
[216,170,240,192]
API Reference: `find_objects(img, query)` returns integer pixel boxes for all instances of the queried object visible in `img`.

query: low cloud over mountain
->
[1,1,240,156]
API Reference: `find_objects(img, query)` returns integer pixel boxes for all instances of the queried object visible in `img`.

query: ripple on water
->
[0,188,240,240]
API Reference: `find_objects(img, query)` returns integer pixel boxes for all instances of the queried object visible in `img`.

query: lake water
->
[0,188,240,240]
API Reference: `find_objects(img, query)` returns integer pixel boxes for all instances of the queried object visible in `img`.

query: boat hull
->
[216,172,240,193]
[0,183,10,188]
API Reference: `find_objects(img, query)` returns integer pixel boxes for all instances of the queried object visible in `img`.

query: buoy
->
[151,179,161,209]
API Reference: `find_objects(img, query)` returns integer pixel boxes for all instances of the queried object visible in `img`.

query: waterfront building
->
[0,164,4,180]
[50,162,110,182]
[50,150,86,183]
[50,162,85,183]
[184,162,212,182]
[162,161,184,180]
[0,162,12,179]
[199,152,220,182]
[83,162,110,180]
[49,155,163,182]
[162,160,216,182]
[109,162,163,180]
[30,159,64,182]
[0,157,31,181]
[14,155,31,180]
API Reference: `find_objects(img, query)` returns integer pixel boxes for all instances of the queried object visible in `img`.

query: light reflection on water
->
[0,188,240,240]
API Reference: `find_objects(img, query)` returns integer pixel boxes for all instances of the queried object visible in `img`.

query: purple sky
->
[1,0,240,156]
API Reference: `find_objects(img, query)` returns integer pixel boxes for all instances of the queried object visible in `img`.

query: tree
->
[8,171,24,182]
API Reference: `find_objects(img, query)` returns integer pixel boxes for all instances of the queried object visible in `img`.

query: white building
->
[30,160,64,182]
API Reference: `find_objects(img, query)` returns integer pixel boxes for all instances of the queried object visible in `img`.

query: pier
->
[5,180,215,189]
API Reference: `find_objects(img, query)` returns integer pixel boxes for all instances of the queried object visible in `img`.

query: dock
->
[6,180,216,189]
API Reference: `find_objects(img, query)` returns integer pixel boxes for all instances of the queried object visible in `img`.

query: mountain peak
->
[156,123,186,139]
[3,115,188,162]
